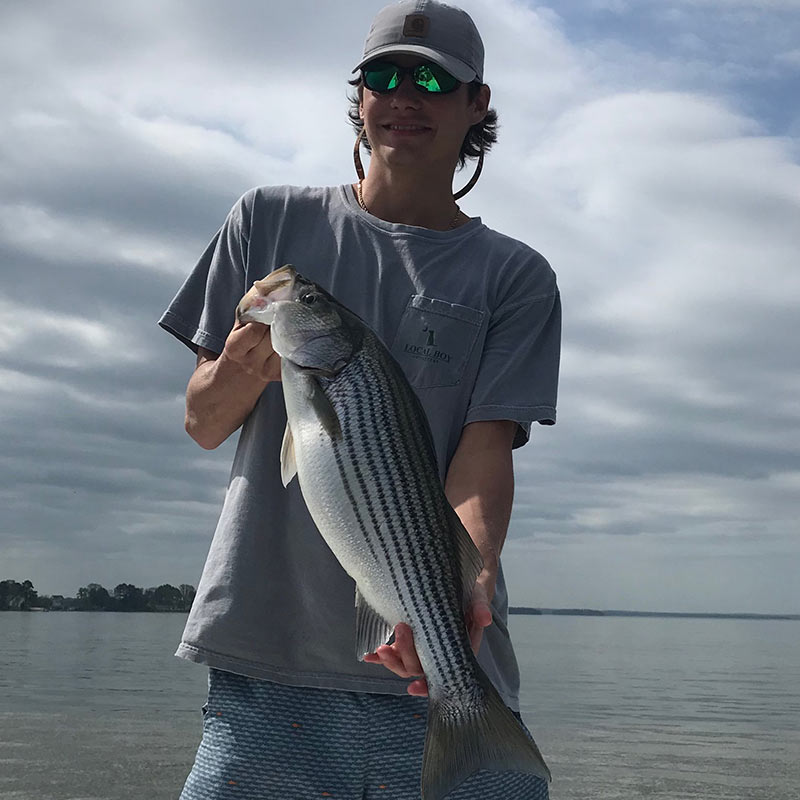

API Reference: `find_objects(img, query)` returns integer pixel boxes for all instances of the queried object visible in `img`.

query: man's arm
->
[363,419,518,695]
[185,321,281,450]
[444,419,517,609]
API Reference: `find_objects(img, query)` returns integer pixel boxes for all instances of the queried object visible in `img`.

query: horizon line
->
[510,607,800,620]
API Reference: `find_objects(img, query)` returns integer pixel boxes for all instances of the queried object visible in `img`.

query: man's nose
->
[390,75,423,107]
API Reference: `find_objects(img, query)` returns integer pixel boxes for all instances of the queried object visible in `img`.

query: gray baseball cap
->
[353,0,485,84]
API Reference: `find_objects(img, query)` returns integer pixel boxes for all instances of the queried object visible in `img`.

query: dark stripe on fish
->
[356,342,450,680]
[359,337,464,682]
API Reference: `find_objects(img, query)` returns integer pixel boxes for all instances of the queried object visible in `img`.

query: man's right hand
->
[222,320,282,383]
[185,320,281,449]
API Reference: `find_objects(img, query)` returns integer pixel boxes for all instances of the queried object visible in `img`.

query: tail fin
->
[421,675,551,800]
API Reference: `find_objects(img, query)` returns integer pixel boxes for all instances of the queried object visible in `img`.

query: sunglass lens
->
[414,63,458,93]
[363,62,400,93]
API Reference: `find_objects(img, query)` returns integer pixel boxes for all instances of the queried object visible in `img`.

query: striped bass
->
[237,265,551,799]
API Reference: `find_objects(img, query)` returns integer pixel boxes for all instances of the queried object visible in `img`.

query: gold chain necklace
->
[356,180,463,230]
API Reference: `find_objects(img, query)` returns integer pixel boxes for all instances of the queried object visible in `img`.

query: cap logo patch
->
[403,14,430,38]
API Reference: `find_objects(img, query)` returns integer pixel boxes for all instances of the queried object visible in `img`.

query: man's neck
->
[355,167,467,231]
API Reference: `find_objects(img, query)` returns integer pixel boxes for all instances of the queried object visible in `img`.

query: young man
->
[160,1,560,798]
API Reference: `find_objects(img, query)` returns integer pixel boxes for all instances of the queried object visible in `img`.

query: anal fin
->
[354,586,394,661]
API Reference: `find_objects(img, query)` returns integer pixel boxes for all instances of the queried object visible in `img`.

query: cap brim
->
[352,45,478,83]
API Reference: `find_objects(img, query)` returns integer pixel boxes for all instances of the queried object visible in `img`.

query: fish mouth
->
[237,264,297,325]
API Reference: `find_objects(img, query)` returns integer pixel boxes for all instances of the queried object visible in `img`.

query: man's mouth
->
[383,124,430,132]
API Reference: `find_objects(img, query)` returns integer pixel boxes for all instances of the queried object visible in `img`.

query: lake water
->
[2,612,798,799]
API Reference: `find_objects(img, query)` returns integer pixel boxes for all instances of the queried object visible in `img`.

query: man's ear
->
[471,84,491,123]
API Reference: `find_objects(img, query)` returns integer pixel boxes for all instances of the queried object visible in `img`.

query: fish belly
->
[281,366,406,627]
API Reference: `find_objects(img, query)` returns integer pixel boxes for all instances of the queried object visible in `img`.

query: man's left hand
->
[362,575,494,697]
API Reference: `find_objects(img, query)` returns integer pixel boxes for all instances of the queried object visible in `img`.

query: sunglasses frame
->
[361,60,461,95]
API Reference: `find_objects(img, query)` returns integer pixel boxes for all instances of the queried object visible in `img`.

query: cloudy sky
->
[1,0,798,613]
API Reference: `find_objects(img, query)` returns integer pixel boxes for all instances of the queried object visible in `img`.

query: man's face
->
[359,54,490,174]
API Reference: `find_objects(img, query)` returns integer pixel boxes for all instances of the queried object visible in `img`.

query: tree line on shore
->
[0,579,196,612]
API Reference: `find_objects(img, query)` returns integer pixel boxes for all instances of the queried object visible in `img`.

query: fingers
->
[225,319,266,352]
[467,584,494,654]
[224,322,281,381]
[363,623,426,694]
[258,351,282,382]
[468,600,492,631]
[373,645,413,676]
[393,623,424,676]
[469,620,486,655]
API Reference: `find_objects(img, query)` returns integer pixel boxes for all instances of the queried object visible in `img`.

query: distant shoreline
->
[510,607,800,621]
[4,608,797,621]
[0,608,189,613]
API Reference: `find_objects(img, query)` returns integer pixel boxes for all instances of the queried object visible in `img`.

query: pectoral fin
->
[305,377,342,440]
[354,586,394,661]
[280,423,297,487]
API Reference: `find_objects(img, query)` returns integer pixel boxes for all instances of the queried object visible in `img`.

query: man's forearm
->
[185,352,270,449]
[444,420,517,601]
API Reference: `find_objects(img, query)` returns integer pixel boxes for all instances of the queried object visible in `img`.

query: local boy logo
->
[403,324,452,364]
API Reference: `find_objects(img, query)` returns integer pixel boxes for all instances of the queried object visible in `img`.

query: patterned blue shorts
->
[179,668,549,800]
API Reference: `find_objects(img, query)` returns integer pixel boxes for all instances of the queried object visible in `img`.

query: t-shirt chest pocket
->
[390,295,485,389]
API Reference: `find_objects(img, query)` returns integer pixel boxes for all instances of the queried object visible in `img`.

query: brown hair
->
[347,77,499,170]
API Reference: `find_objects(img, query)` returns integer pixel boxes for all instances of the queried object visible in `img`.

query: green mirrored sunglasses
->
[361,61,460,94]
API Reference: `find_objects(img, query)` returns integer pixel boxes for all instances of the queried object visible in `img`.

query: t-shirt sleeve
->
[158,194,251,354]
[464,261,561,449]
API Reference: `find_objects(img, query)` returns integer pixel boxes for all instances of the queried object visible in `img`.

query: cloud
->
[0,0,797,611]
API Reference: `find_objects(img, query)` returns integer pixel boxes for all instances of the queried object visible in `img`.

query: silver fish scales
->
[323,334,475,687]
[238,265,551,800]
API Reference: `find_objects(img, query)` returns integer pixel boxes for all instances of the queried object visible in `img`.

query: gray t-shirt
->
[159,183,560,709]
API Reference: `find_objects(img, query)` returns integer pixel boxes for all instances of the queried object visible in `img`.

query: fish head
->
[237,265,359,374]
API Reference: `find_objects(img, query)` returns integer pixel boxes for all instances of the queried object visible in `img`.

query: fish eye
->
[300,292,318,305]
